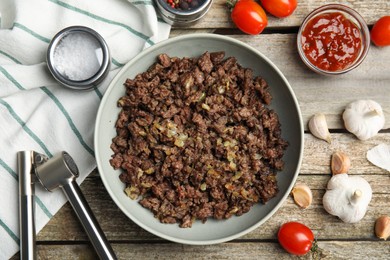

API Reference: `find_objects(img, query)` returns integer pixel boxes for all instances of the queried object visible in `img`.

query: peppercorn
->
[166,0,203,10]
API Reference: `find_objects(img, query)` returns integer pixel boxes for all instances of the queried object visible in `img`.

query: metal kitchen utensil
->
[18,151,117,260]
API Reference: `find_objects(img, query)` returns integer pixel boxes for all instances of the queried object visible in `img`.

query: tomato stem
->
[311,238,319,260]
[226,0,237,10]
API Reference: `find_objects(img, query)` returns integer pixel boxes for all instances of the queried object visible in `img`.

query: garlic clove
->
[308,113,331,143]
[367,143,390,172]
[291,183,313,209]
[375,215,390,240]
[331,151,351,175]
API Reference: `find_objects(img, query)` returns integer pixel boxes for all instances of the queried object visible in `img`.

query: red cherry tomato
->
[260,0,297,18]
[278,221,315,256]
[231,0,268,35]
[371,16,390,47]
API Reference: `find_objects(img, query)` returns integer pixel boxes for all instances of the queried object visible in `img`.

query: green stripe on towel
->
[112,58,125,68]
[0,67,94,157]
[35,198,54,219]
[40,87,95,157]
[0,158,18,180]
[0,219,19,245]
[49,0,155,46]
[0,98,53,157]
[0,50,22,64]
[13,22,51,43]
[94,88,103,100]
[0,66,25,90]
[131,1,154,5]
[0,158,53,219]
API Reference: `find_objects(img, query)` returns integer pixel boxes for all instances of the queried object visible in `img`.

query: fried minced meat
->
[110,51,288,228]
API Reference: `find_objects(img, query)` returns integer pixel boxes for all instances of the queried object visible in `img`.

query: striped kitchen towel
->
[0,0,170,258]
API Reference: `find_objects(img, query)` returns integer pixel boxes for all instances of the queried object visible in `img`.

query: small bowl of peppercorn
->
[297,4,370,75]
[155,0,212,26]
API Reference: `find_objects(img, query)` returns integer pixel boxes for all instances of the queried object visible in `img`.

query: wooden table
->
[14,0,390,259]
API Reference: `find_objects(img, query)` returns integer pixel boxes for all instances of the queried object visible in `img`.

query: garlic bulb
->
[308,113,331,143]
[342,100,385,141]
[323,173,372,223]
[367,143,390,172]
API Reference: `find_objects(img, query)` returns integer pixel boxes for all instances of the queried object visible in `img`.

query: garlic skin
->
[375,215,390,240]
[342,100,385,141]
[291,183,313,209]
[367,143,390,172]
[331,151,351,175]
[323,173,372,223]
[308,113,331,143]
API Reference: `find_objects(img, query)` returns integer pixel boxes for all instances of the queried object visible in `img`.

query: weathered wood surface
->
[13,2,390,259]
[184,0,390,29]
[27,133,389,259]
[31,241,390,260]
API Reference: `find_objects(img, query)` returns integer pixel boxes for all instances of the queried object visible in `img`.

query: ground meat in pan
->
[110,51,288,228]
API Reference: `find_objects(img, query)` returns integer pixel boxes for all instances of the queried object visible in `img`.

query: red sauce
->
[301,12,362,72]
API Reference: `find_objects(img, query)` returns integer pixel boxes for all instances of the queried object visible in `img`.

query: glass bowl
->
[297,4,370,75]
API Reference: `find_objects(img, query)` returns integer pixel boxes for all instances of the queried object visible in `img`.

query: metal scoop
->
[18,151,117,260]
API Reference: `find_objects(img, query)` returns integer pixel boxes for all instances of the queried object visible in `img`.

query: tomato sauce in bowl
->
[301,12,362,72]
[297,4,370,75]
